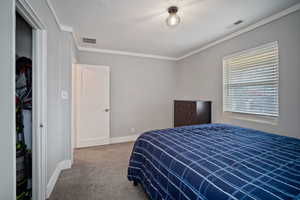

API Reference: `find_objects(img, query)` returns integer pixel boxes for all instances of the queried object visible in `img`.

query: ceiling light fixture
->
[166,6,181,27]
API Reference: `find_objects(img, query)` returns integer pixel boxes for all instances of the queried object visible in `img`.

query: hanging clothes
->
[16,57,32,200]
[22,110,32,150]
[16,57,32,110]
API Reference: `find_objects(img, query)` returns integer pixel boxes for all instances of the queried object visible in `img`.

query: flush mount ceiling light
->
[166,6,181,27]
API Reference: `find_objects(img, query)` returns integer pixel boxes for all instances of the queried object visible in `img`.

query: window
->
[223,41,279,117]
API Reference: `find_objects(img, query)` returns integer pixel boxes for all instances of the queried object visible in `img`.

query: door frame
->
[16,1,47,200]
[75,64,110,148]
[71,62,77,164]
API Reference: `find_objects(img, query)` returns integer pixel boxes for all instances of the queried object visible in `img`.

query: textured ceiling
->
[51,0,299,58]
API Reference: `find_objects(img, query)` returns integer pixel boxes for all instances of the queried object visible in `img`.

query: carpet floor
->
[49,142,148,200]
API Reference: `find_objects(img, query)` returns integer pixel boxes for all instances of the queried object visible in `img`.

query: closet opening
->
[16,12,33,200]
[15,1,47,199]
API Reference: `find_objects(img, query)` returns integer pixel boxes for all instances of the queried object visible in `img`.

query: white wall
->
[176,10,300,139]
[78,52,176,139]
[0,0,16,199]
[0,0,73,199]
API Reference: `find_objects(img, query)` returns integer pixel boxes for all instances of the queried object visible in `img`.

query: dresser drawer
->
[174,100,211,127]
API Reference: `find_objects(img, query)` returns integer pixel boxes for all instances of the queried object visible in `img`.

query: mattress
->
[127,124,300,200]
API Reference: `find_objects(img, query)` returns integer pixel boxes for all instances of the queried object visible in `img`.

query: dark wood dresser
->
[174,100,211,127]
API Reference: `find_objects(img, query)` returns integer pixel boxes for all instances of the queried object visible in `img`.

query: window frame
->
[222,41,280,120]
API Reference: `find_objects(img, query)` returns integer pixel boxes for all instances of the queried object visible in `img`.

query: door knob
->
[104,108,110,112]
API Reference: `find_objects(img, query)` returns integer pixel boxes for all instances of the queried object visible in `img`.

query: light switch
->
[61,90,69,100]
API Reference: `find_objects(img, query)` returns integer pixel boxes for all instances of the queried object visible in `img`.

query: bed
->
[127,124,300,200]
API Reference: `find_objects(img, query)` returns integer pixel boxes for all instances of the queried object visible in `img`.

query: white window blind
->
[223,41,279,117]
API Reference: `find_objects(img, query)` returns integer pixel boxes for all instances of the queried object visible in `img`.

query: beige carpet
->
[49,142,148,200]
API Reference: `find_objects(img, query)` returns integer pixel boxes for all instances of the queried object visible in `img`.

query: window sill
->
[223,111,278,125]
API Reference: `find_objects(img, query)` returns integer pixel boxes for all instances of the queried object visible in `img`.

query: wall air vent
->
[82,37,97,44]
[233,20,243,25]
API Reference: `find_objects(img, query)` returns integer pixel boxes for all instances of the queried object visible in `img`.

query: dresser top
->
[174,100,211,103]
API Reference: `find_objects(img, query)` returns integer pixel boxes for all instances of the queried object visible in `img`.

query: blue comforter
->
[127,124,300,200]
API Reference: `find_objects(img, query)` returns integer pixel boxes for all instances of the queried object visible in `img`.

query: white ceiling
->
[51,0,299,58]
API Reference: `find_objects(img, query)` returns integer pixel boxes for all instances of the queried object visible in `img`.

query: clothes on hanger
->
[16,57,32,110]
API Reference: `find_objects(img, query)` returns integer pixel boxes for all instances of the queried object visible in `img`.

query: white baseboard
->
[47,135,139,198]
[76,135,140,148]
[110,134,140,144]
[77,137,110,148]
[46,160,72,198]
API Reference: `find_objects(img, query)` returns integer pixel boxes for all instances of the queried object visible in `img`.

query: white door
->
[76,64,110,148]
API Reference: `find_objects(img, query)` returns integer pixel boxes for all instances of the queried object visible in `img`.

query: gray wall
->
[16,13,32,58]
[176,11,300,139]
[0,1,15,199]
[78,52,176,138]
[0,1,73,198]
[59,32,73,160]
[27,0,73,183]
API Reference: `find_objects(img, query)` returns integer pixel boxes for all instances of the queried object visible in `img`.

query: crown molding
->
[45,0,61,29]
[16,0,46,29]
[70,31,176,60]
[71,31,80,50]
[46,0,300,61]
[77,46,177,61]
[45,0,176,61]
[45,0,73,32]
[177,3,300,61]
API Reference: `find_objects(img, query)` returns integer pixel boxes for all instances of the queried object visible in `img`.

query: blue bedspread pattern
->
[127,124,300,200]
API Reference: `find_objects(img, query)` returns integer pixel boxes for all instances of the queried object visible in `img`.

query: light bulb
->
[166,14,181,27]
[166,6,181,27]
